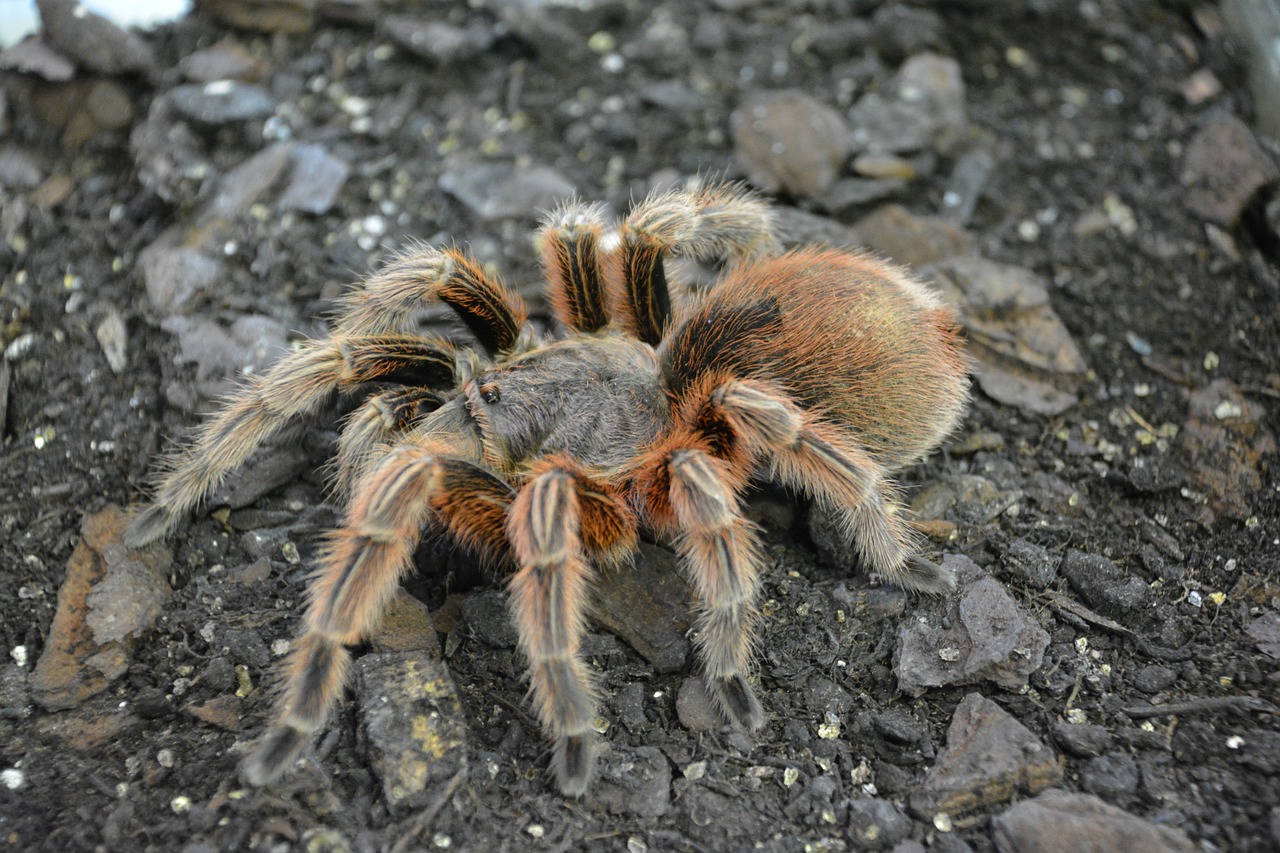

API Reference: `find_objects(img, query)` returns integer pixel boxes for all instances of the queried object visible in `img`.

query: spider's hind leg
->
[614,183,780,345]
[706,379,954,595]
[337,246,532,357]
[539,201,612,334]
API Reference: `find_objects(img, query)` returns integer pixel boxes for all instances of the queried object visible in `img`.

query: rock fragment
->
[1060,549,1150,618]
[279,143,351,214]
[354,650,469,814]
[925,255,1087,416]
[908,693,1062,819]
[381,16,495,65]
[894,555,1049,696]
[992,789,1197,853]
[1180,378,1276,522]
[853,205,971,267]
[169,81,277,126]
[1182,112,1278,227]
[30,506,172,711]
[731,90,851,197]
[592,745,671,817]
[848,53,966,155]
[35,0,157,77]
[592,542,692,673]
[439,162,576,221]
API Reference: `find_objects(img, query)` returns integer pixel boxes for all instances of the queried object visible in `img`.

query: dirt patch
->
[1,2,1277,851]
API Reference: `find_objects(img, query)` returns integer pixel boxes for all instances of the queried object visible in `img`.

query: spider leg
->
[705,379,954,595]
[126,335,457,546]
[539,202,611,334]
[638,443,766,730]
[614,183,779,345]
[242,439,513,787]
[505,459,634,796]
[336,246,531,356]
[332,386,448,498]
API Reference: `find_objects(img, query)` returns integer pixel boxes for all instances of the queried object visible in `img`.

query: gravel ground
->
[1,1,1278,851]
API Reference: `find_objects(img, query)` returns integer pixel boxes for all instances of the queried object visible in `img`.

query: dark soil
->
[2,1,1278,851]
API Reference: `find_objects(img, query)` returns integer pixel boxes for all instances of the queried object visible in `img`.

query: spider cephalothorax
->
[126,183,970,796]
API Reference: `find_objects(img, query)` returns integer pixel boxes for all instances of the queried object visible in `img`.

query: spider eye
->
[480,382,501,404]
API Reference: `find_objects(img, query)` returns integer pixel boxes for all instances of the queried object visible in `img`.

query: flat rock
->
[0,37,76,81]
[280,143,351,214]
[854,204,972,267]
[592,744,671,817]
[137,240,226,316]
[380,16,495,65]
[354,650,469,814]
[908,692,1062,819]
[439,162,576,221]
[170,81,277,126]
[731,89,850,197]
[924,255,1087,416]
[1060,549,1150,617]
[0,146,44,190]
[35,0,157,77]
[178,39,268,83]
[30,506,172,711]
[848,52,966,155]
[593,542,693,673]
[1247,612,1280,660]
[894,555,1049,696]
[992,789,1197,853]
[159,314,288,382]
[1181,112,1278,227]
[844,797,912,850]
[1180,378,1277,522]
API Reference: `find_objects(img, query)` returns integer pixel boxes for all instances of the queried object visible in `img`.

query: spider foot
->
[551,733,597,798]
[241,725,309,787]
[123,504,172,549]
[709,673,766,732]
[895,554,957,597]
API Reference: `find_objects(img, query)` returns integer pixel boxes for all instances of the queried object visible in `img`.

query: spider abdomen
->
[661,247,969,471]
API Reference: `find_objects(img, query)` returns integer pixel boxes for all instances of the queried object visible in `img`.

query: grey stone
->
[1081,753,1139,802]
[732,89,851,197]
[894,555,1049,696]
[845,797,912,850]
[593,542,692,673]
[355,650,469,814]
[280,143,351,214]
[138,242,225,316]
[992,790,1197,853]
[848,53,966,155]
[1051,722,1113,758]
[1060,549,1150,617]
[170,82,277,126]
[592,744,671,817]
[909,693,1062,819]
[36,0,157,77]
[1002,539,1058,589]
[439,162,577,221]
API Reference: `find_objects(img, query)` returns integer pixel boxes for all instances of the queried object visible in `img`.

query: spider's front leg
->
[505,457,635,797]
[242,434,513,786]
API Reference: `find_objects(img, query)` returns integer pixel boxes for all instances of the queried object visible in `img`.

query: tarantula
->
[125,182,969,797]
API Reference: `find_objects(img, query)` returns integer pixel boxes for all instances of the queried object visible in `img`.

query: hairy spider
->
[125,183,969,797]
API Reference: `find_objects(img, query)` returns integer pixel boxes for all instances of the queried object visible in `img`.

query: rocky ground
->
[1,0,1278,851]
